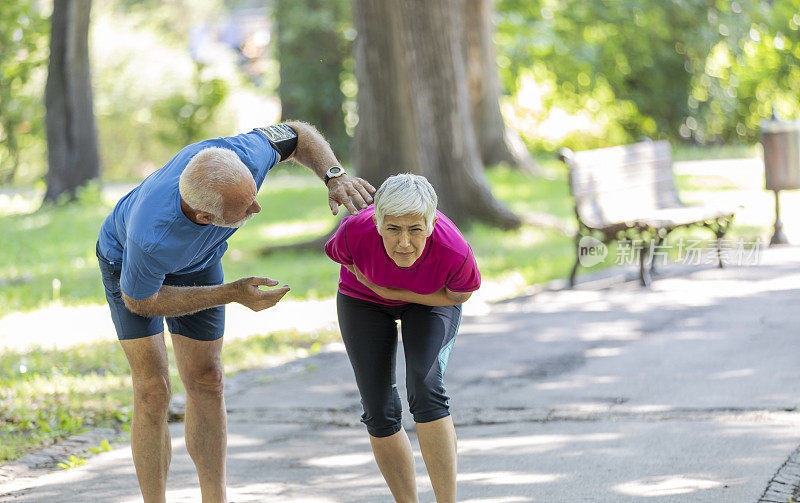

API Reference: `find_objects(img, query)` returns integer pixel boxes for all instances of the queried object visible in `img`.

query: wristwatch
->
[324,166,346,186]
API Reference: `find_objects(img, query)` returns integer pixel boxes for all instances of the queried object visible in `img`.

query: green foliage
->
[690,0,800,142]
[496,0,800,149]
[87,439,113,454]
[91,8,240,181]
[153,62,229,148]
[275,0,353,157]
[58,455,87,470]
[0,1,49,185]
[0,339,132,463]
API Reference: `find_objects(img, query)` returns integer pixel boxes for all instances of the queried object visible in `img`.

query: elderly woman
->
[324,173,480,503]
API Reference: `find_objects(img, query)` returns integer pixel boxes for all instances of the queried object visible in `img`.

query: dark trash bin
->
[760,119,800,245]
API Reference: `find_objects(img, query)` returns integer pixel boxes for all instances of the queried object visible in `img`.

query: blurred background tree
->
[153,62,229,149]
[465,0,539,174]
[1,0,797,201]
[0,2,48,185]
[44,0,101,203]
[353,0,520,228]
[496,0,800,150]
[275,0,352,160]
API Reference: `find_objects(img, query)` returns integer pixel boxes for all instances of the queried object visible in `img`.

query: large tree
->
[351,0,418,184]
[352,0,520,229]
[464,0,538,174]
[44,0,100,203]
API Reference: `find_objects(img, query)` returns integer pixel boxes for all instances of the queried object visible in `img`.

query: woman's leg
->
[416,416,457,503]
[369,429,418,503]
[400,303,462,503]
[336,293,418,503]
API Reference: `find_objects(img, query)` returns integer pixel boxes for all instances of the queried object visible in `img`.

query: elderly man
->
[95,122,374,503]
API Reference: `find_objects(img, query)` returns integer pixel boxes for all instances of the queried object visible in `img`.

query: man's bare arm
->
[283,121,376,215]
[122,277,290,317]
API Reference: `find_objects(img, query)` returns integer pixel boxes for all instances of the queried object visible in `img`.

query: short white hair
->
[179,147,252,217]
[374,173,438,233]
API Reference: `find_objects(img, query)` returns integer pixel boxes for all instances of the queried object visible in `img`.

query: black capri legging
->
[336,292,462,438]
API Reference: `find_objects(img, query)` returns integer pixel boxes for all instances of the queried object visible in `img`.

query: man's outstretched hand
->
[231,276,290,311]
[328,175,376,216]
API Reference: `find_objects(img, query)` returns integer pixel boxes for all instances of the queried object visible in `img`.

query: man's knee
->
[183,365,225,398]
[132,374,172,416]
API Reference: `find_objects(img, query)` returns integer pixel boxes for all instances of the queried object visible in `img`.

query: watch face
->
[330,167,341,174]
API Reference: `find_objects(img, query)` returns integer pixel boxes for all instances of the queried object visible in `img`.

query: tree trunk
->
[464,0,539,175]
[353,0,520,229]
[351,0,419,185]
[44,0,100,203]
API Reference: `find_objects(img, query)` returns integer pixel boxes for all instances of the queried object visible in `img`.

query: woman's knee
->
[360,389,403,437]
[406,372,450,423]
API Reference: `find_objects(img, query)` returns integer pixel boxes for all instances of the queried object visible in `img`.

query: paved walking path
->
[2,244,800,502]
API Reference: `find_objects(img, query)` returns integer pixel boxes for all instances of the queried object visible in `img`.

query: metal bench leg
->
[706,217,732,269]
[569,258,580,287]
[569,233,582,287]
[639,241,652,287]
[649,234,663,276]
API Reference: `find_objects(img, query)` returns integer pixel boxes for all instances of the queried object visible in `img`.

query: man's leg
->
[171,333,227,503]
[120,333,172,503]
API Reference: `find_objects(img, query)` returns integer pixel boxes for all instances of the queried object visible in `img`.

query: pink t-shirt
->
[324,205,481,305]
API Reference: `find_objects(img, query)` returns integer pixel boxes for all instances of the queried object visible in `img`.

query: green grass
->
[0,164,577,316]
[472,162,576,286]
[0,329,338,463]
[0,170,339,317]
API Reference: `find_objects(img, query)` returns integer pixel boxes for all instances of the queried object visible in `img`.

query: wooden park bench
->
[559,140,736,286]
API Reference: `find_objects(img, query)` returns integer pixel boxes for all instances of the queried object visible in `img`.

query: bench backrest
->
[560,140,682,229]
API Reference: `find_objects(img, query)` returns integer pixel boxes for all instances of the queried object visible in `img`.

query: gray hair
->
[374,173,438,233]
[179,147,252,217]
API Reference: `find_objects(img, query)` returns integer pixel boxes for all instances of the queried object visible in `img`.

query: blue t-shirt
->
[98,131,280,300]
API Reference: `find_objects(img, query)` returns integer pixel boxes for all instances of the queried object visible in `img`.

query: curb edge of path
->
[759,444,800,503]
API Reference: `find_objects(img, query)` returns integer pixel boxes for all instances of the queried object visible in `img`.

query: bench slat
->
[564,140,691,229]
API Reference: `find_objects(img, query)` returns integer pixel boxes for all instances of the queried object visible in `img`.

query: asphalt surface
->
[2,246,800,502]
